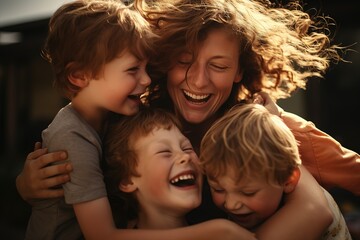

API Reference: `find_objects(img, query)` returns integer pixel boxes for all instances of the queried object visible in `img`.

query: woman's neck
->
[180,112,222,155]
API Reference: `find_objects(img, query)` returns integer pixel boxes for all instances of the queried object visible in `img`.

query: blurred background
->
[0,0,359,239]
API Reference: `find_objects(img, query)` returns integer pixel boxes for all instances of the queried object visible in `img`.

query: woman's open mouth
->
[183,90,211,104]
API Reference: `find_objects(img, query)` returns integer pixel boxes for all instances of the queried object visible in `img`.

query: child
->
[200,103,352,239]
[103,108,203,229]
[102,107,256,239]
[25,0,156,239]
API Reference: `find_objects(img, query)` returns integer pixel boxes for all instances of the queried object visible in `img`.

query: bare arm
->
[16,142,72,202]
[74,197,257,240]
[255,166,333,240]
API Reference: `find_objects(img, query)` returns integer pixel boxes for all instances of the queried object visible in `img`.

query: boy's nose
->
[140,71,151,86]
[176,152,191,165]
[224,195,243,211]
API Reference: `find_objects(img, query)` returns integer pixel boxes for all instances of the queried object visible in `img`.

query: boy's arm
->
[255,166,333,240]
[74,197,258,240]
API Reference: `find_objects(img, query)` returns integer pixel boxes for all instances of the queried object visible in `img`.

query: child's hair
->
[200,103,301,186]
[136,0,344,107]
[103,107,182,227]
[42,0,156,99]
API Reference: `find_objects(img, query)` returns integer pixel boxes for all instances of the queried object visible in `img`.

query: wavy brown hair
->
[135,0,344,110]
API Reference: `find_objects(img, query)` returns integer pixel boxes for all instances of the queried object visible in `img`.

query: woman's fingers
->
[26,147,49,161]
[40,163,72,185]
[36,187,65,199]
[16,144,72,201]
[28,150,68,170]
[253,92,281,116]
[34,141,42,151]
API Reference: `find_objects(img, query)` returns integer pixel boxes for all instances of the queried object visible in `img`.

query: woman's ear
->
[234,69,243,83]
[283,167,301,194]
[68,70,90,89]
[119,179,137,193]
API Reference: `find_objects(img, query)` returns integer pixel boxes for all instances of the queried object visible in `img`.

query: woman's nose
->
[188,63,209,89]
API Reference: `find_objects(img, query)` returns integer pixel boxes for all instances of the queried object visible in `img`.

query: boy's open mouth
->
[170,172,196,187]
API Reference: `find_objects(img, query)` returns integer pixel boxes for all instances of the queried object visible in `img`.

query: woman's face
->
[167,27,242,124]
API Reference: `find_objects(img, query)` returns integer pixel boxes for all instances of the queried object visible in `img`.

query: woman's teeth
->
[183,90,210,103]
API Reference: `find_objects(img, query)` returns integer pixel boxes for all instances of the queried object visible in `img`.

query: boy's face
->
[130,126,202,217]
[80,49,151,116]
[207,166,284,230]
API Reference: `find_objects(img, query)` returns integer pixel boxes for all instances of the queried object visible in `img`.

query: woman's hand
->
[252,92,282,117]
[16,142,72,202]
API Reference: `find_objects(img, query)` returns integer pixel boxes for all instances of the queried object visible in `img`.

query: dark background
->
[0,0,359,239]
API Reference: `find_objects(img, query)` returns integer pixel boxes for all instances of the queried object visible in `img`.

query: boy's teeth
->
[170,174,195,184]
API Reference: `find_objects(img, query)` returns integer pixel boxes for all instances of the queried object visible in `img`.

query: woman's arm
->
[255,91,360,195]
[282,111,360,195]
[16,142,72,201]
[255,166,333,240]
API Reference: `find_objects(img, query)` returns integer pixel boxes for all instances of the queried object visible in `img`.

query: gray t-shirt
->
[25,103,107,240]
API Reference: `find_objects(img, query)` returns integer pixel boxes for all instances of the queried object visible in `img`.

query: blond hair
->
[200,103,301,185]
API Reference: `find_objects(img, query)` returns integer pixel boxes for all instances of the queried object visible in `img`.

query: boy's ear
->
[283,167,301,194]
[119,179,137,193]
[68,70,89,88]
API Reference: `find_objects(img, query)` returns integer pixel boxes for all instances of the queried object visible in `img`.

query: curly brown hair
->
[135,0,343,110]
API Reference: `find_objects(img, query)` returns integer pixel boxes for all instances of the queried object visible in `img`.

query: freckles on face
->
[132,127,202,214]
[166,27,242,124]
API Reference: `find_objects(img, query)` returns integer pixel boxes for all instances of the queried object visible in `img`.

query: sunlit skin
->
[207,167,297,230]
[71,50,151,132]
[167,27,242,124]
[123,127,203,229]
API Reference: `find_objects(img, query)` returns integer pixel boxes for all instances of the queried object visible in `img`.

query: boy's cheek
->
[211,193,225,208]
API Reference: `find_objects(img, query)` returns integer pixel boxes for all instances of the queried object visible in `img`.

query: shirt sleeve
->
[281,111,360,196]
[45,125,107,204]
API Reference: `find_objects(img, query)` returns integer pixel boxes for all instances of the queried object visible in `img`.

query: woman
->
[17,0,360,239]
[140,0,360,195]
